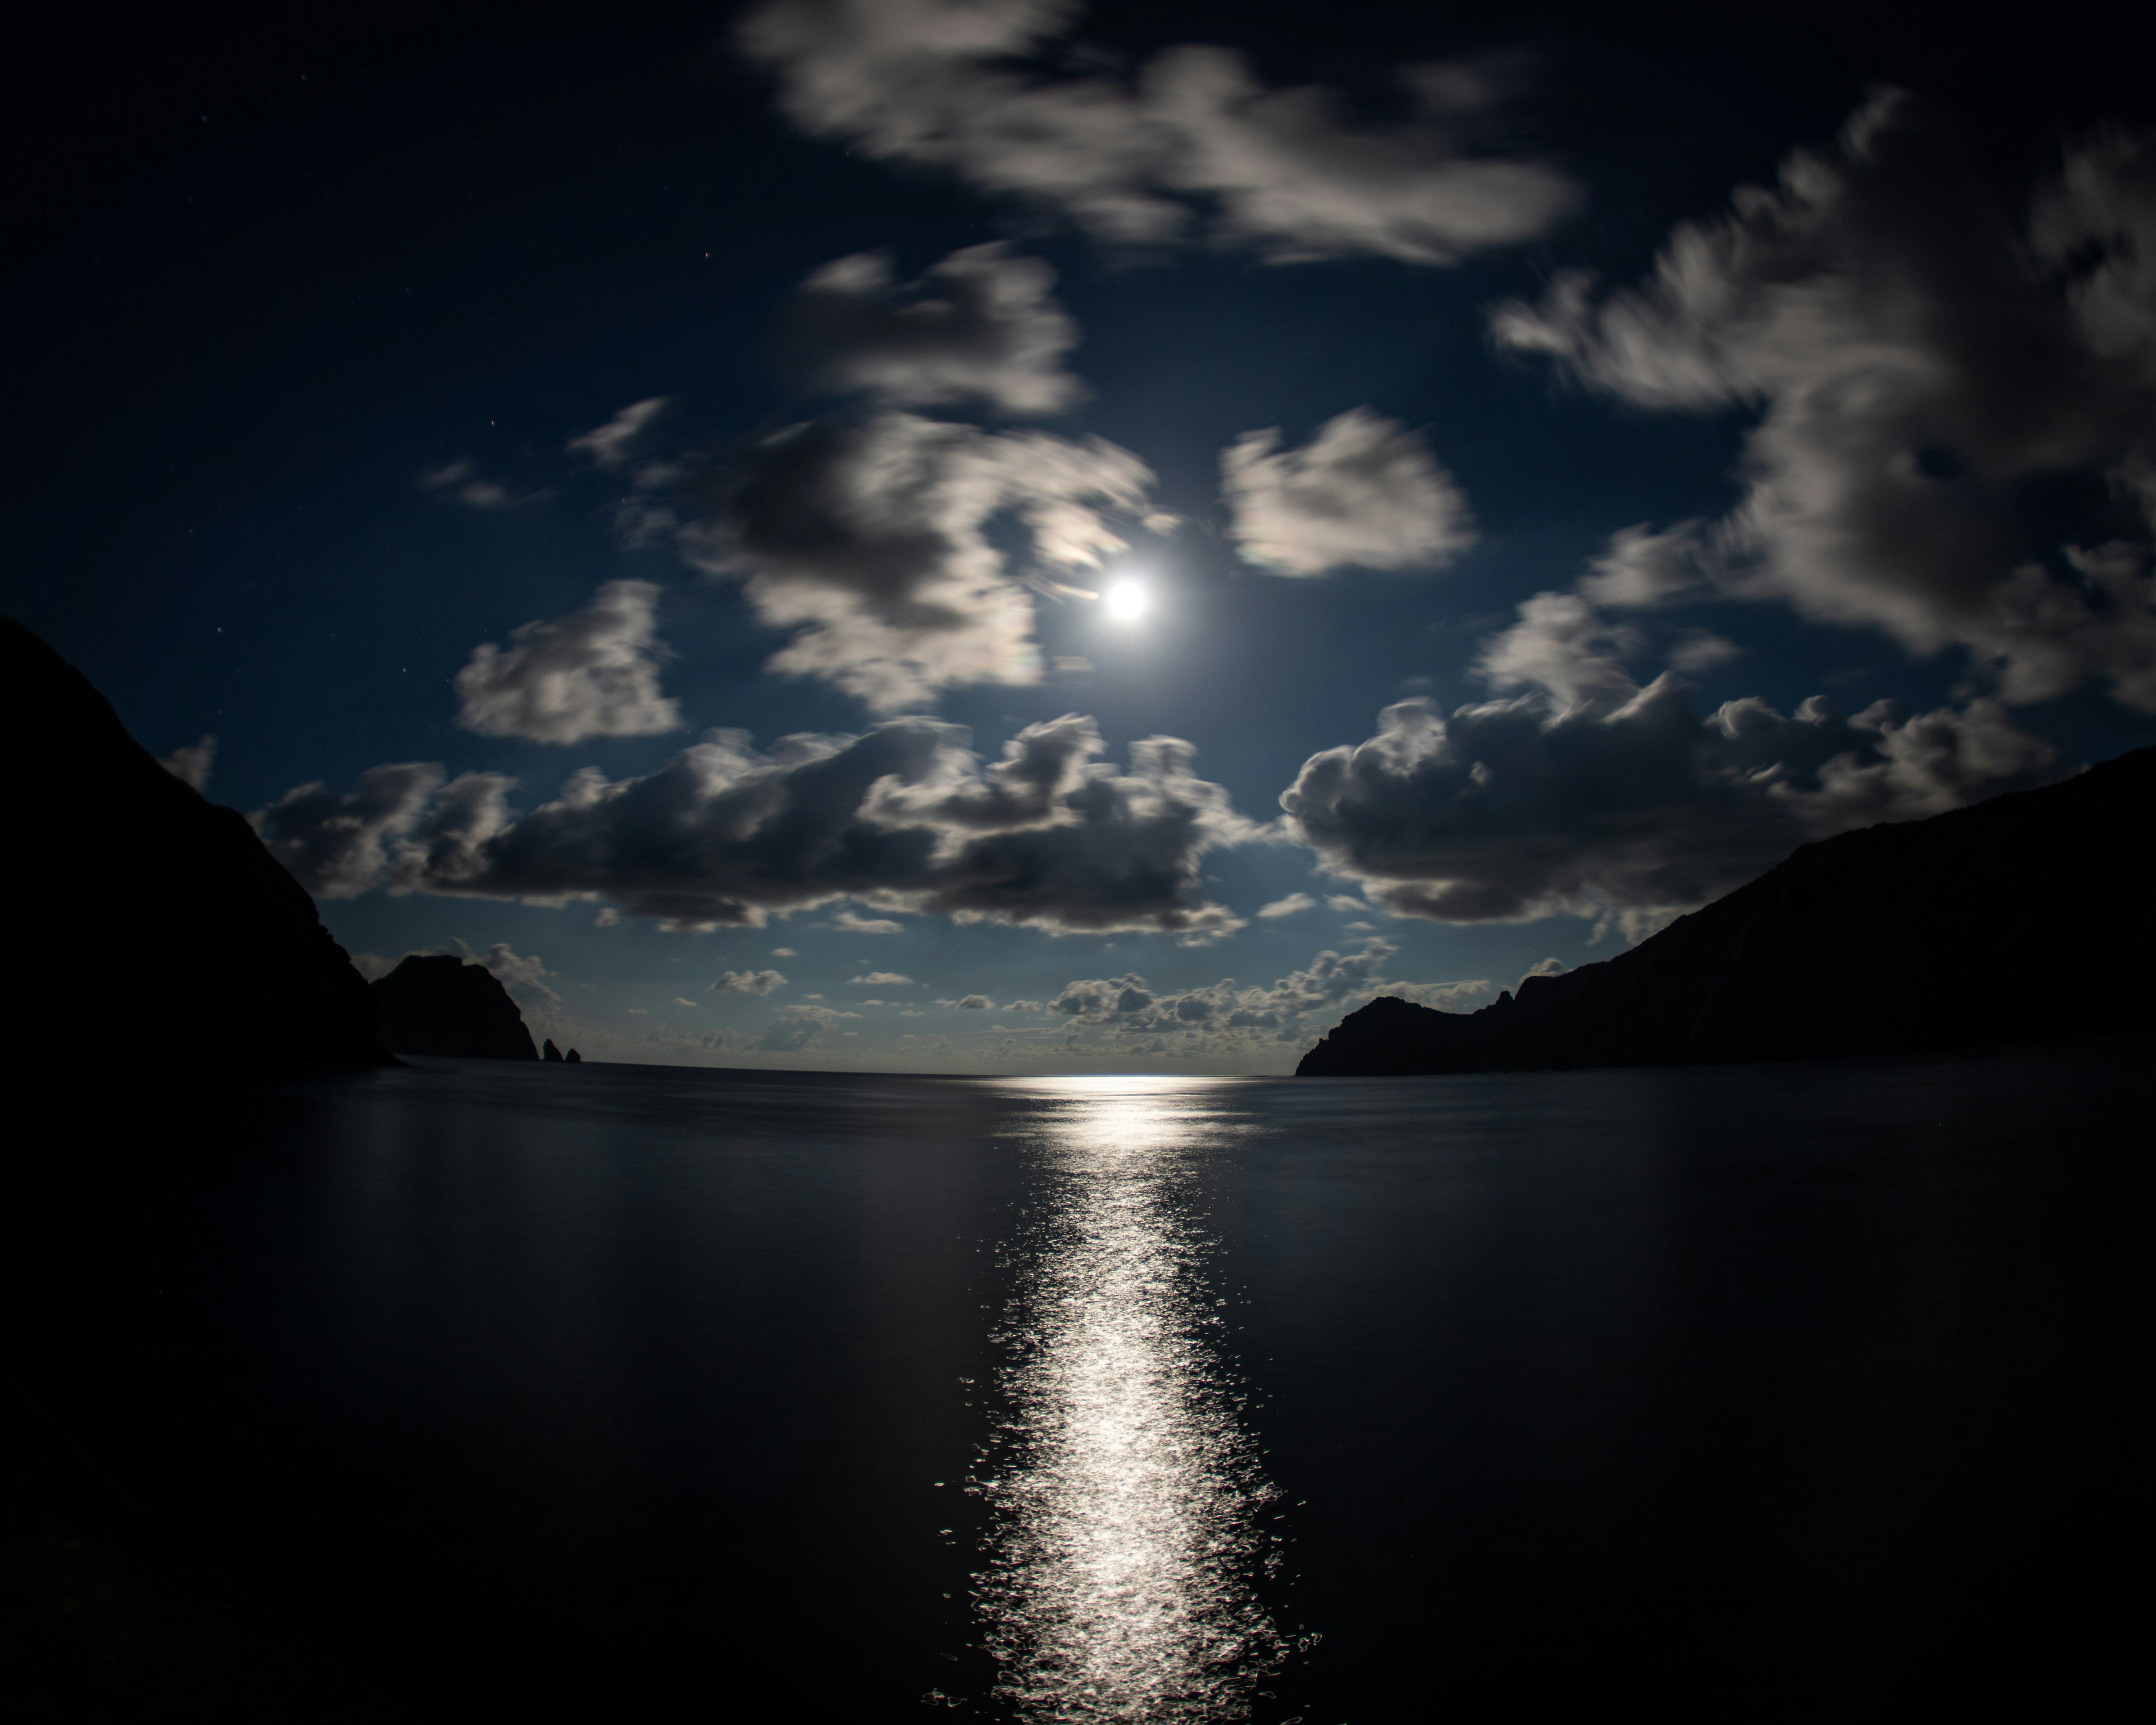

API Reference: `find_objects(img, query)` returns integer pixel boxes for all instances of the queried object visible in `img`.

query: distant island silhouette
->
[372,953,540,1061]
[2,615,391,1081]
[1299,744,2156,1076]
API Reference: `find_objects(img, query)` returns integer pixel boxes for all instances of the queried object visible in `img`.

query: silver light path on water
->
[970,1078,1294,1722]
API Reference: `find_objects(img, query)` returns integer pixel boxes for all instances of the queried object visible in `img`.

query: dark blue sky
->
[8,1,2153,1071]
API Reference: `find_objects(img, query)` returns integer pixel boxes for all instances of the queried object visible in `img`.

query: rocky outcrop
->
[541,1038,562,1062]
[564,1048,582,1064]
[1299,743,2156,1076]
[1,615,392,1080]
[370,956,538,1060]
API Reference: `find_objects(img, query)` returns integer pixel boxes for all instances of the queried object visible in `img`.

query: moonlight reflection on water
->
[972,1078,1290,1722]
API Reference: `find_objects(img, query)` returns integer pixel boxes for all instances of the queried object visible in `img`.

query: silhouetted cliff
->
[1299,745,2156,1076]
[1,615,392,1081]
[371,955,538,1060]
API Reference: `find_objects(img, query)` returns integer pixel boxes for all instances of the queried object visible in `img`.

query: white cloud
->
[1045,936,1491,1053]
[736,0,1577,265]
[159,734,216,792]
[786,244,1081,415]
[253,761,446,900]
[1667,629,1743,675]
[419,459,545,510]
[568,398,670,471]
[1256,892,1315,919]
[712,969,788,995]
[831,908,905,934]
[453,580,682,745]
[456,938,562,1007]
[1491,95,2156,710]
[956,994,994,1008]
[851,971,913,985]
[682,409,1153,710]
[1221,409,1473,576]
[260,713,1255,938]
[1281,643,2055,930]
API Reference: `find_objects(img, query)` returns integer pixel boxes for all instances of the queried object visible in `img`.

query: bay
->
[53,1035,2156,1720]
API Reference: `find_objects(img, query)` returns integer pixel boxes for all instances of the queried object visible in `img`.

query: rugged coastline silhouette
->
[2,615,391,1083]
[1299,745,2156,1076]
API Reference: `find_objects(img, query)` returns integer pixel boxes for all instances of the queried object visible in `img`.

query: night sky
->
[9,0,2153,1072]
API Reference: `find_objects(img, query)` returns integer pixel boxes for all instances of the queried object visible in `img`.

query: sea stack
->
[371,955,538,1060]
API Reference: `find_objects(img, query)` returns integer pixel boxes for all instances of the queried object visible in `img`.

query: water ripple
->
[971,1078,1287,1722]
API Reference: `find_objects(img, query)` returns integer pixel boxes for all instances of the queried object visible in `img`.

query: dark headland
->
[1299,745,2156,1076]
[1,615,392,1084]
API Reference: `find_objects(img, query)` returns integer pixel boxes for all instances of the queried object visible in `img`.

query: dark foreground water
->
[48,1039,2156,1720]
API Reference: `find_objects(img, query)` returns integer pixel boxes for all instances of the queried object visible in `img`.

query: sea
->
[54,1036,2155,1721]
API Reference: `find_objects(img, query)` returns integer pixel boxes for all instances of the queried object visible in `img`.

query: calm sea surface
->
[67,1039,2155,1720]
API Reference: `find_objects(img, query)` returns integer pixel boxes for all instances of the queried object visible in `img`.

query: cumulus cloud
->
[568,398,670,471]
[420,460,545,511]
[760,1001,862,1053]
[955,994,993,1008]
[1221,409,1474,576]
[1491,94,2156,710]
[1281,623,2056,932]
[1256,892,1315,919]
[851,970,914,985]
[682,409,1153,710]
[453,579,683,745]
[712,969,788,994]
[1667,629,1743,675]
[1047,936,1490,1054]
[457,939,562,1007]
[159,734,216,792]
[253,761,446,900]
[256,713,1255,937]
[831,908,904,934]
[736,1,1577,265]
[786,244,1082,415]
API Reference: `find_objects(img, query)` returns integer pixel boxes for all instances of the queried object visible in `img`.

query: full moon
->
[1104,578,1149,622]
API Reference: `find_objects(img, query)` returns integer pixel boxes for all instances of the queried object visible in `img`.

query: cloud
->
[1004,999,1043,1011]
[419,460,545,510]
[831,908,904,934]
[1280,630,2056,931]
[673,997,699,1007]
[453,579,683,745]
[712,969,788,994]
[1256,892,1315,919]
[159,734,216,792]
[1046,936,1491,1052]
[785,244,1082,415]
[1521,957,1567,983]
[681,409,1153,710]
[257,712,1254,937]
[955,994,993,1008]
[1491,94,2156,710]
[1221,410,1473,576]
[771,946,797,956]
[759,1000,862,1053]
[736,1,1577,265]
[253,761,446,900]
[456,938,562,1007]
[1667,629,1743,674]
[568,398,670,471]
[851,971,913,985]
